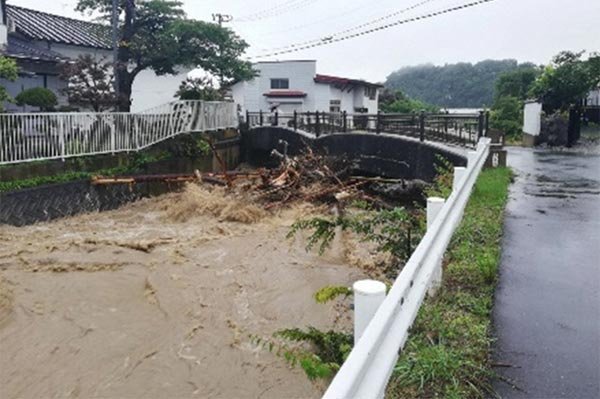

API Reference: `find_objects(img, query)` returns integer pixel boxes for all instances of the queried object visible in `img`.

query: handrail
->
[323,137,492,399]
[0,100,238,165]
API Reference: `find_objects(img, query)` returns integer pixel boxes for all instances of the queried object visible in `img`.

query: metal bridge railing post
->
[342,110,347,132]
[259,110,263,126]
[419,110,425,142]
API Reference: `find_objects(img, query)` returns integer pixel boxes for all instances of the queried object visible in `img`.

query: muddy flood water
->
[0,185,371,398]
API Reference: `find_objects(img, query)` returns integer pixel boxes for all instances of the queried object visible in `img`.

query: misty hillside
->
[385,60,537,108]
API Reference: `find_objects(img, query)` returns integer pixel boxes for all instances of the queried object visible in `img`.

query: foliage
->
[387,167,513,399]
[385,59,537,108]
[314,285,353,304]
[251,327,353,380]
[530,50,600,112]
[15,87,58,111]
[494,67,540,101]
[60,54,117,111]
[75,0,254,111]
[379,88,439,113]
[175,77,223,101]
[288,205,420,262]
[0,56,19,111]
[490,95,523,138]
[424,155,455,199]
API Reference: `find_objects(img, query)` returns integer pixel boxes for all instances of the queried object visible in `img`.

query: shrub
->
[490,95,522,137]
[15,87,58,111]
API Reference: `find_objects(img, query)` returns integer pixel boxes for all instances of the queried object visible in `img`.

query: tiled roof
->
[6,5,112,49]
[263,90,307,98]
[314,74,383,88]
[5,36,67,62]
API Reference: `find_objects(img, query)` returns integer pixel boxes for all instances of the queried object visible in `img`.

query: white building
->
[0,2,186,112]
[231,60,382,115]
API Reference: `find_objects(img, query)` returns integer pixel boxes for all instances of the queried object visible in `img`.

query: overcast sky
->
[10,0,600,82]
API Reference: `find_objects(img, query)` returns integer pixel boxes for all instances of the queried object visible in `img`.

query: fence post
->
[293,110,297,131]
[478,110,485,139]
[427,197,446,296]
[376,111,381,134]
[315,111,321,137]
[246,110,249,126]
[342,110,347,132]
[259,110,263,126]
[353,280,386,345]
[59,118,66,161]
[273,111,278,126]
[485,110,490,137]
[419,110,425,142]
[110,116,116,154]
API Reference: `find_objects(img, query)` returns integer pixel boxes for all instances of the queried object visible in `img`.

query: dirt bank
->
[0,186,368,399]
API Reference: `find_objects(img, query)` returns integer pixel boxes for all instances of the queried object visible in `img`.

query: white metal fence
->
[323,137,492,399]
[0,100,238,165]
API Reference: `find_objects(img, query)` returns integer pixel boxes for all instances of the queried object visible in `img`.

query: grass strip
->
[386,167,513,399]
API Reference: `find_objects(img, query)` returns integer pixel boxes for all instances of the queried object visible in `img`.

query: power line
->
[259,0,440,52]
[250,0,496,59]
[235,0,318,22]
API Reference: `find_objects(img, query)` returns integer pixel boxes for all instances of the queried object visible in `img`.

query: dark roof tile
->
[6,5,112,49]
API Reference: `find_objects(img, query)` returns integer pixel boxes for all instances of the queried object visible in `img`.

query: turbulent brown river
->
[0,184,375,398]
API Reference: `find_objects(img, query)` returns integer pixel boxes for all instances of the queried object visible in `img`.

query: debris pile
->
[91,143,424,212]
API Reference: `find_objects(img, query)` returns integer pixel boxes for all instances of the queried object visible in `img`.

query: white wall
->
[232,60,379,115]
[523,101,542,136]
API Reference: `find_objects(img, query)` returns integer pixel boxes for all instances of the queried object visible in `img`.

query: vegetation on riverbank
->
[386,167,512,398]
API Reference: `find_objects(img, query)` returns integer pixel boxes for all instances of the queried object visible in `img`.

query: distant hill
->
[385,60,537,108]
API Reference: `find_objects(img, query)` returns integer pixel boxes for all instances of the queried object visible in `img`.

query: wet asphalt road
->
[492,147,600,398]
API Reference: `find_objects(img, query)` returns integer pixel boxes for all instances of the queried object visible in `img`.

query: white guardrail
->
[323,137,492,399]
[0,100,238,165]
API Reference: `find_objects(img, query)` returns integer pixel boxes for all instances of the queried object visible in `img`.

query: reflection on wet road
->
[493,147,600,398]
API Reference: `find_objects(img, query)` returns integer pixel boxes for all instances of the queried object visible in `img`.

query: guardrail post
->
[259,110,263,126]
[342,110,347,132]
[419,110,425,142]
[353,280,386,345]
[452,167,467,191]
[467,150,478,168]
[427,197,446,296]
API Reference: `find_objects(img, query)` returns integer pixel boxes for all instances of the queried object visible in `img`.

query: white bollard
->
[452,167,466,193]
[467,151,478,169]
[427,197,446,296]
[353,280,386,344]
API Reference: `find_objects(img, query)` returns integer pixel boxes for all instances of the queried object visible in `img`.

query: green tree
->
[0,56,18,111]
[175,77,222,101]
[530,50,600,112]
[60,55,117,112]
[75,0,254,111]
[490,95,522,137]
[15,87,58,111]
[494,67,540,101]
[379,88,439,113]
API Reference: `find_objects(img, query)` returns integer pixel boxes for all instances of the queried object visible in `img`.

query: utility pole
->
[111,0,119,106]
[212,13,233,26]
[211,13,232,92]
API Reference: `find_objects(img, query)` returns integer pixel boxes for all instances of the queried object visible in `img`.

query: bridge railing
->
[246,110,488,147]
[0,100,238,165]
[323,137,492,399]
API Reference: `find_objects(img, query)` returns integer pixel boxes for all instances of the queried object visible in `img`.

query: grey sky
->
[10,0,600,82]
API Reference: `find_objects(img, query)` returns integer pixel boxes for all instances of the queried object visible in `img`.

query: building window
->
[364,86,376,100]
[329,99,341,113]
[270,78,289,89]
